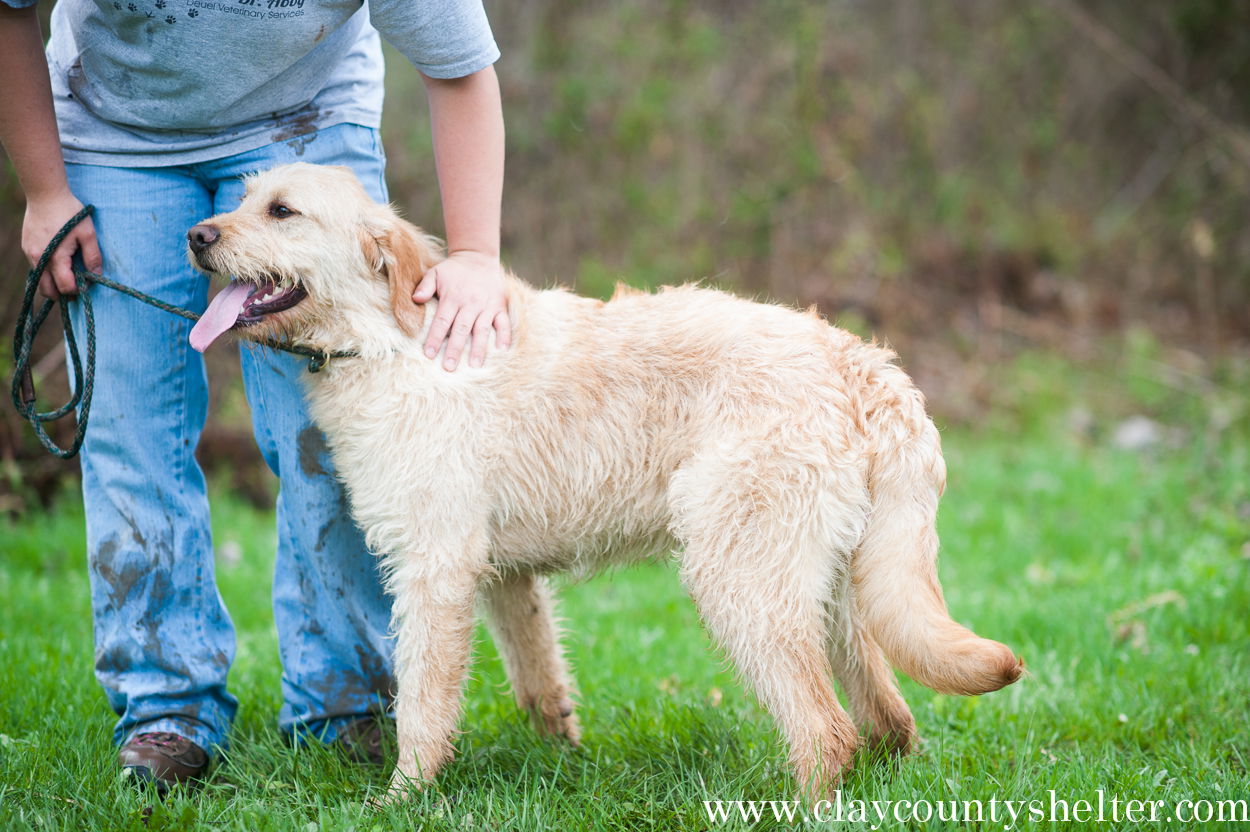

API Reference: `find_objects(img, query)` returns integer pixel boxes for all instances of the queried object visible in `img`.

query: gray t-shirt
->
[3,0,498,166]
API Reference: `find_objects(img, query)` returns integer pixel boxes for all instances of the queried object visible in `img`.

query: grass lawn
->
[1,350,1247,830]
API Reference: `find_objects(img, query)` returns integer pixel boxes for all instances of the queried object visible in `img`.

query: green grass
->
[1,351,1248,830]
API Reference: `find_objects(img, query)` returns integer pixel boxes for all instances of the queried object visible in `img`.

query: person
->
[0,0,510,791]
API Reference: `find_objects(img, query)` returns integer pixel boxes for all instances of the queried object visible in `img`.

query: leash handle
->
[10,208,96,459]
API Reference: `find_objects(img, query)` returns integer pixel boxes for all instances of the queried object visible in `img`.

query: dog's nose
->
[187,224,220,253]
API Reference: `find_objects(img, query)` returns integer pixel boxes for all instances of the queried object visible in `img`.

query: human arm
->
[413,64,509,370]
[0,3,102,297]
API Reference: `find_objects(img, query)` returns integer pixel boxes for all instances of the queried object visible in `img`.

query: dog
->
[186,162,1022,800]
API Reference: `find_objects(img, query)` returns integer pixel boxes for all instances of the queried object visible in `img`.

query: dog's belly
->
[489,526,677,576]
[487,482,677,574]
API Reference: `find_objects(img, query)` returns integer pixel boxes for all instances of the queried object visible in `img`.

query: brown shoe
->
[118,732,209,792]
[335,717,395,766]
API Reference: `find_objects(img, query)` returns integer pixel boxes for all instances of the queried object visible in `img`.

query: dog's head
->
[186,162,441,354]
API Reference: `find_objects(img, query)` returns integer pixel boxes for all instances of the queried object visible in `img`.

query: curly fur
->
[190,163,1022,801]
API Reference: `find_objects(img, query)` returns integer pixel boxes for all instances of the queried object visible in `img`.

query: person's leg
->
[199,124,396,742]
[65,162,236,756]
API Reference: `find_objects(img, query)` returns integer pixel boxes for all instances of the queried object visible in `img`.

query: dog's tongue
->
[190,281,252,352]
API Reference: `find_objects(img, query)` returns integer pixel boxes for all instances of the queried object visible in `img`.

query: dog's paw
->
[367,766,425,808]
[864,725,917,759]
[525,692,581,746]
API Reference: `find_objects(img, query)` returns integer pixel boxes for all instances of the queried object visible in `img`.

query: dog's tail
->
[853,399,1022,696]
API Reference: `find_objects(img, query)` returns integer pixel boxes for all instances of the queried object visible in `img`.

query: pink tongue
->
[190,282,253,352]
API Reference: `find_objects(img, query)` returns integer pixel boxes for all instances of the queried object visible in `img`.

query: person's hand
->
[22,189,102,299]
[413,250,512,371]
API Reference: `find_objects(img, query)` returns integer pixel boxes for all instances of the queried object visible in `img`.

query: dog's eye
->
[268,203,296,219]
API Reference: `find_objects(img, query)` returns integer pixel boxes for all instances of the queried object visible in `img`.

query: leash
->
[11,206,351,459]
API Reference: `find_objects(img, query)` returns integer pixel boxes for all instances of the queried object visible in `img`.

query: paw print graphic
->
[165,14,175,22]
[112,1,121,7]
[126,2,136,10]
[154,0,165,8]
[187,7,198,15]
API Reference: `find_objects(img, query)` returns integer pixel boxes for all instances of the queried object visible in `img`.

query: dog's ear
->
[363,216,441,338]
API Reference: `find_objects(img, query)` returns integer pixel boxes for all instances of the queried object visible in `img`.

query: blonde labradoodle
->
[186,163,1022,801]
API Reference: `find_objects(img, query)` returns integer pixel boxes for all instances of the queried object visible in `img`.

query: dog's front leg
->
[383,555,483,801]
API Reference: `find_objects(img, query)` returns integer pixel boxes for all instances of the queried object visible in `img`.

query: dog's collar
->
[303,349,356,373]
[250,338,356,373]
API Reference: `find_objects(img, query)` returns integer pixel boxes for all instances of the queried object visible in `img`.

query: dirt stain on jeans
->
[314,518,336,553]
[96,643,131,675]
[354,645,394,703]
[93,537,145,610]
[120,511,148,548]
[138,570,191,675]
[297,425,329,477]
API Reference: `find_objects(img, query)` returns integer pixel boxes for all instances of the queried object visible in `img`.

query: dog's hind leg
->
[670,443,870,800]
[679,537,859,800]
[482,572,580,745]
[825,597,917,757]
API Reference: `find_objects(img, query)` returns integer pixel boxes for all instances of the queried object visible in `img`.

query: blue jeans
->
[67,124,395,756]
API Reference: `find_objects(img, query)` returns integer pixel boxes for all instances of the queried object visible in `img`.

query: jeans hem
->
[286,709,396,746]
[120,716,227,759]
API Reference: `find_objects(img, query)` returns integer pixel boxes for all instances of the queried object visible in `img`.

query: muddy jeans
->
[66,124,395,756]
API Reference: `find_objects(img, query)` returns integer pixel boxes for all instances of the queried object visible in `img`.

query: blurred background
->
[3,0,1248,509]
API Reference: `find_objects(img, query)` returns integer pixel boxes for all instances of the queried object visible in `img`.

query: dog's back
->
[476,285,881,567]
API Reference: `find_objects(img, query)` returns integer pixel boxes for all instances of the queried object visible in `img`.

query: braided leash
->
[11,206,351,459]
